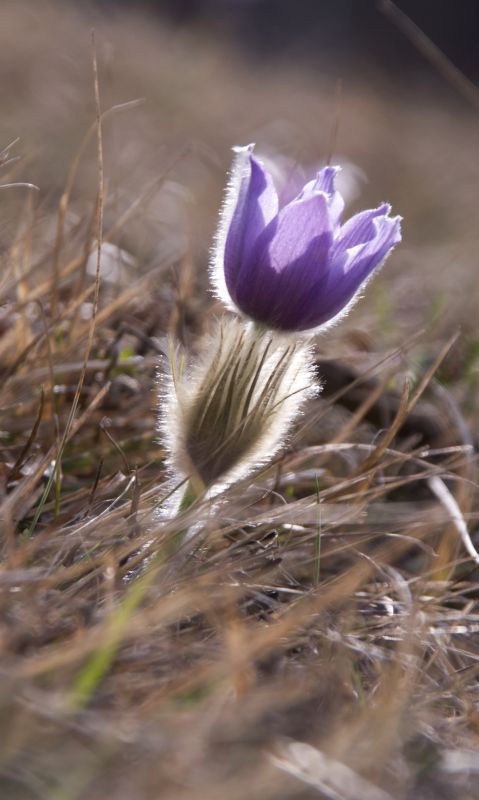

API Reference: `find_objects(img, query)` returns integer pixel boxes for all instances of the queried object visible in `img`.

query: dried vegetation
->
[0,2,478,798]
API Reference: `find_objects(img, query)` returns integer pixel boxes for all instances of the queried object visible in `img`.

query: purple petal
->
[223,149,279,295]
[297,165,344,227]
[265,191,333,273]
[312,165,339,195]
[340,212,402,275]
[217,145,402,332]
[333,203,391,256]
[230,259,325,332]
[297,212,402,328]
[230,193,335,330]
[228,190,335,329]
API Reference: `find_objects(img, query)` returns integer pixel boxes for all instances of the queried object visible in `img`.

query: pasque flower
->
[158,145,402,513]
[212,144,402,332]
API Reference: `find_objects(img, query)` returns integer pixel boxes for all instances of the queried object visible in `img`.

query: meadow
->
[0,2,478,798]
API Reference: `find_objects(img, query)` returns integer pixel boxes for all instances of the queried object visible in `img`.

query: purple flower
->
[212,144,402,332]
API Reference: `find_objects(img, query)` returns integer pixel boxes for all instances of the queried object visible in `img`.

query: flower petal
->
[228,196,335,330]
[227,190,335,329]
[340,212,402,275]
[333,203,392,256]
[230,260,323,331]
[265,191,333,274]
[214,146,402,332]
[296,212,402,329]
[223,148,279,294]
[298,165,344,227]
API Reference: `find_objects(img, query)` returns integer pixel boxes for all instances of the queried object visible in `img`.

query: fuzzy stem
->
[178,479,203,513]
[165,481,201,555]
[252,321,267,337]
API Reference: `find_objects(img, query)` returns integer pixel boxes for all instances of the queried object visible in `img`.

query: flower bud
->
[160,317,316,493]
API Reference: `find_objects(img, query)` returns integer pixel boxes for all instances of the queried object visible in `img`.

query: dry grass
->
[0,2,478,798]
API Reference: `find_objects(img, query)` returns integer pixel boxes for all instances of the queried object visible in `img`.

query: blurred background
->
[1,5,479,798]
[1,0,479,347]
[100,0,479,80]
